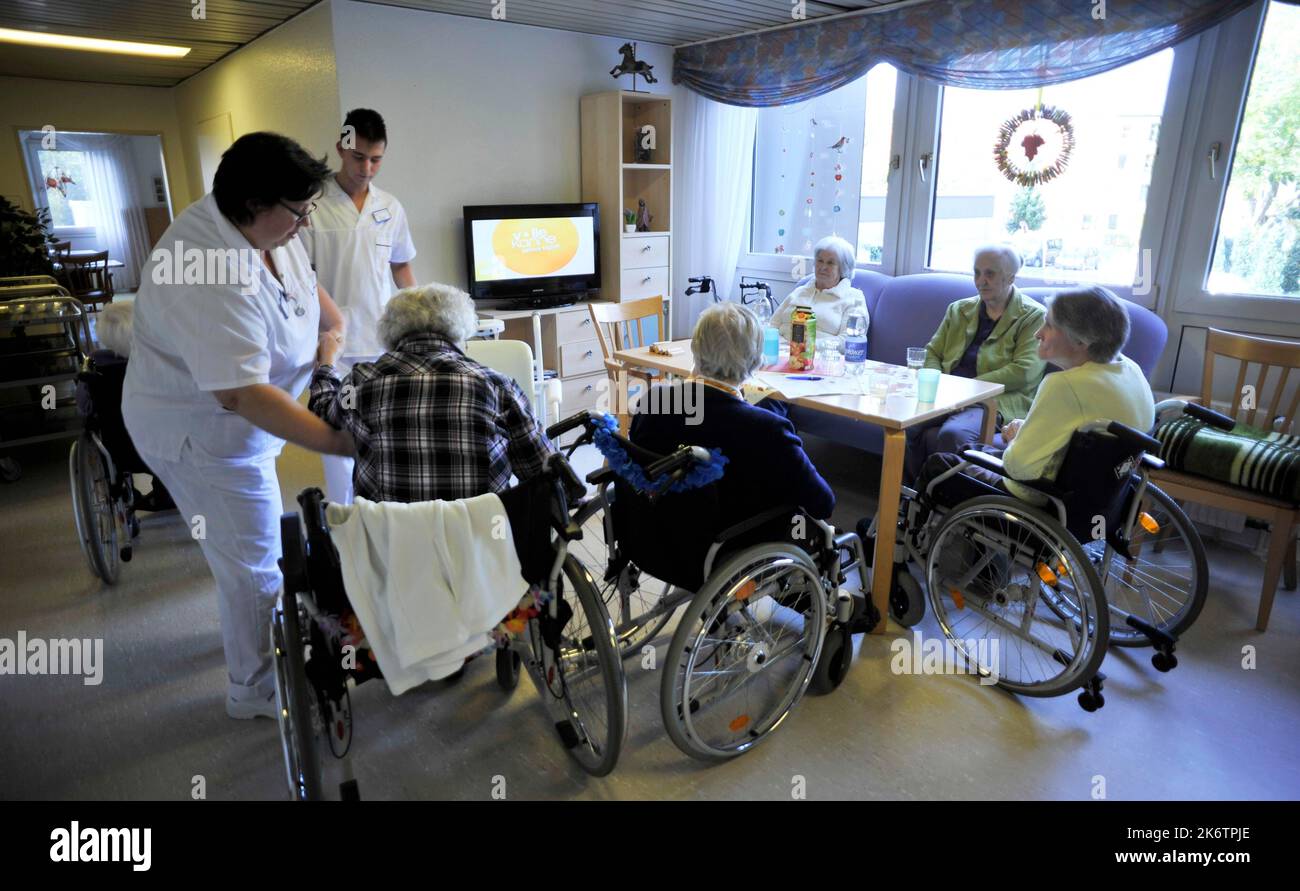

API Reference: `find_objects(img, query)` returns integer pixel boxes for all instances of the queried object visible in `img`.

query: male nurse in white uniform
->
[124,132,354,720]
[300,108,417,504]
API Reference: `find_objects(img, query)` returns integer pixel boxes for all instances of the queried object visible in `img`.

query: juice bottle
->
[789,305,817,371]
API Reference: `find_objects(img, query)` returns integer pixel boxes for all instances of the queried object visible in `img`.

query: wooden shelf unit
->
[581,90,673,338]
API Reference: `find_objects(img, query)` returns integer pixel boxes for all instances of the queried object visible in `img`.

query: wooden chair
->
[1150,327,1300,630]
[588,296,667,434]
[60,251,114,312]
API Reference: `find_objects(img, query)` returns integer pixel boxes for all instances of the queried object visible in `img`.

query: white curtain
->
[672,90,758,338]
[47,133,152,291]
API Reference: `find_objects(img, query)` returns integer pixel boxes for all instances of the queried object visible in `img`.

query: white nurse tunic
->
[123,192,320,708]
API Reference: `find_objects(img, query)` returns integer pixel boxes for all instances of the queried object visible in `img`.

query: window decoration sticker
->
[994,104,1075,187]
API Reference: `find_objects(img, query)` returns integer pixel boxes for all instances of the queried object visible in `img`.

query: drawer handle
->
[584,350,593,358]
[583,385,593,393]
[580,318,591,326]
[641,245,652,252]
[641,276,651,284]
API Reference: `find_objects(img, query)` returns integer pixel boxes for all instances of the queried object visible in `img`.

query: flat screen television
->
[463,203,600,306]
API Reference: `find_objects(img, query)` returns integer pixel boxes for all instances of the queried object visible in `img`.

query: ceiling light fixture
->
[0,27,191,58]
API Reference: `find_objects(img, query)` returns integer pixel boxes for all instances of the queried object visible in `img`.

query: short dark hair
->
[212,132,330,226]
[342,108,387,146]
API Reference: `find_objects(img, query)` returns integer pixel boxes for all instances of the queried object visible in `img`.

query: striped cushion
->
[1154,417,1300,504]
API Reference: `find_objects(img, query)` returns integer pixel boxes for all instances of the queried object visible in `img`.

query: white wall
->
[329,0,675,287]
[173,1,340,207]
[127,135,166,208]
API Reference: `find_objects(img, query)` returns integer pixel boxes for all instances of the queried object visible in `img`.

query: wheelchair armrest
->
[960,449,1008,477]
[586,466,617,486]
[1140,454,1166,470]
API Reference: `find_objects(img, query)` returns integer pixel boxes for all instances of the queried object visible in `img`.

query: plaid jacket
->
[309,333,553,503]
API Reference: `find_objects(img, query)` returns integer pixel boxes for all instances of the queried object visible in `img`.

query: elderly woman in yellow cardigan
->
[904,244,1047,481]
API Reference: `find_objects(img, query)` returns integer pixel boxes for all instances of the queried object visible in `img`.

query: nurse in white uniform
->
[299,108,416,504]
[123,132,353,720]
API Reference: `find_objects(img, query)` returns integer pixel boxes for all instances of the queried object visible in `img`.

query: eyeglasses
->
[278,199,317,222]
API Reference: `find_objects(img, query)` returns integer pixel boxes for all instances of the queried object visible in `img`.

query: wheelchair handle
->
[646,444,711,481]
[545,409,595,441]
[1105,421,1162,456]
[1184,402,1236,431]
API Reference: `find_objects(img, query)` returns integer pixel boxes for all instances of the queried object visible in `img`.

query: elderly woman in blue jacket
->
[770,235,868,339]
[630,302,834,527]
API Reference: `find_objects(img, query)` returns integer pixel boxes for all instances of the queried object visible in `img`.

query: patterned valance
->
[673,0,1262,107]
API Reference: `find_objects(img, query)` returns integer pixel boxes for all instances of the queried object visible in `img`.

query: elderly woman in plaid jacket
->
[310,283,554,503]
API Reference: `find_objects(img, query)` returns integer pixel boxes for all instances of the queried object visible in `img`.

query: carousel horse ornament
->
[610,42,657,89]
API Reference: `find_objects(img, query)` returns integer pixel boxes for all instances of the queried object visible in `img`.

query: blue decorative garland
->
[589,412,728,494]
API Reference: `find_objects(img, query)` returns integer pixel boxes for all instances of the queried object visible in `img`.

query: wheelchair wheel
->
[272,592,324,801]
[495,648,521,691]
[529,554,627,777]
[273,513,324,801]
[69,435,120,584]
[808,623,852,694]
[661,543,827,762]
[568,525,673,658]
[926,496,1108,698]
[1087,484,1209,647]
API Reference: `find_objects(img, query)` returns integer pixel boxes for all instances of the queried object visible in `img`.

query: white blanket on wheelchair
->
[324,494,525,695]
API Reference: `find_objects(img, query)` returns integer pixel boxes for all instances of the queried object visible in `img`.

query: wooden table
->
[613,341,1004,634]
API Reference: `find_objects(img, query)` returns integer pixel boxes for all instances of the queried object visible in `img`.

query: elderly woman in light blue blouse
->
[770,235,868,339]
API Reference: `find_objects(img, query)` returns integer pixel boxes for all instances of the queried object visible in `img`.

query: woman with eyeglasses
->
[123,132,353,721]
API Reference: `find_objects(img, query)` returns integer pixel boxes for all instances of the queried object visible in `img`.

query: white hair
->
[814,235,856,282]
[973,243,1022,278]
[692,302,762,385]
[95,301,134,357]
[378,283,478,350]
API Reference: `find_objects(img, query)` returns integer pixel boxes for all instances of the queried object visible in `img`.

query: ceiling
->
[0,0,891,87]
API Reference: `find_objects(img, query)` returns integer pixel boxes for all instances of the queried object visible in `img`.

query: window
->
[928,49,1174,282]
[34,149,96,228]
[751,63,896,265]
[1206,0,1300,298]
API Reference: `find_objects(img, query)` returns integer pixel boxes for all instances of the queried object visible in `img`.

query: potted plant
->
[623,209,637,233]
[0,196,56,278]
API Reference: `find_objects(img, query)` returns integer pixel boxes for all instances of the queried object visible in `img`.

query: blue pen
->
[788,375,823,381]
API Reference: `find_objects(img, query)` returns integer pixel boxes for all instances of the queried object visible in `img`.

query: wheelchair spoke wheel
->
[70,435,120,584]
[529,555,627,777]
[926,496,1108,698]
[1089,485,1208,646]
[272,591,324,801]
[661,544,826,762]
[567,514,674,658]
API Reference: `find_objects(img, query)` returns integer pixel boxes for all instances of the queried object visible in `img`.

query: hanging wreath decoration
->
[993,104,1075,187]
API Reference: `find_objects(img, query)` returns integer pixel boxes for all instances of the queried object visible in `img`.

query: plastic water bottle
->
[843,308,868,376]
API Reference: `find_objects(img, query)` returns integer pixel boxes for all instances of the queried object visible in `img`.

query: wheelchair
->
[547,410,878,763]
[68,350,175,584]
[273,451,629,800]
[882,418,1207,712]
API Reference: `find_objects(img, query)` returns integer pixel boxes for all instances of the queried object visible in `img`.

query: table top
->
[614,341,1004,431]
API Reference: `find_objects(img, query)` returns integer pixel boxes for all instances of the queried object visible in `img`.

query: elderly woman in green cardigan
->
[904,244,1047,481]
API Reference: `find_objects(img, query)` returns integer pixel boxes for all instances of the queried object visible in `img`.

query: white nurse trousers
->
[144,439,283,706]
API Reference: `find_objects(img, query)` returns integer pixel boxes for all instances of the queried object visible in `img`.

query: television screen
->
[464,203,600,304]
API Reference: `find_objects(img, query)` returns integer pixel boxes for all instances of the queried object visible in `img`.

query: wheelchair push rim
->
[69,434,121,584]
[925,496,1109,698]
[526,554,627,777]
[1086,484,1208,647]
[661,543,828,762]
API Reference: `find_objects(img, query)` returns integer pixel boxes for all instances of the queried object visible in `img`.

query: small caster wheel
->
[495,648,521,691]
[889,565,925,627]
[1078,690,1105,712]
[1152,651,1177,672]
[119,545,133,563]
[809,625,852,694]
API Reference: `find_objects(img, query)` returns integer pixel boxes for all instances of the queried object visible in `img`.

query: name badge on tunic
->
[371,207,392,224]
